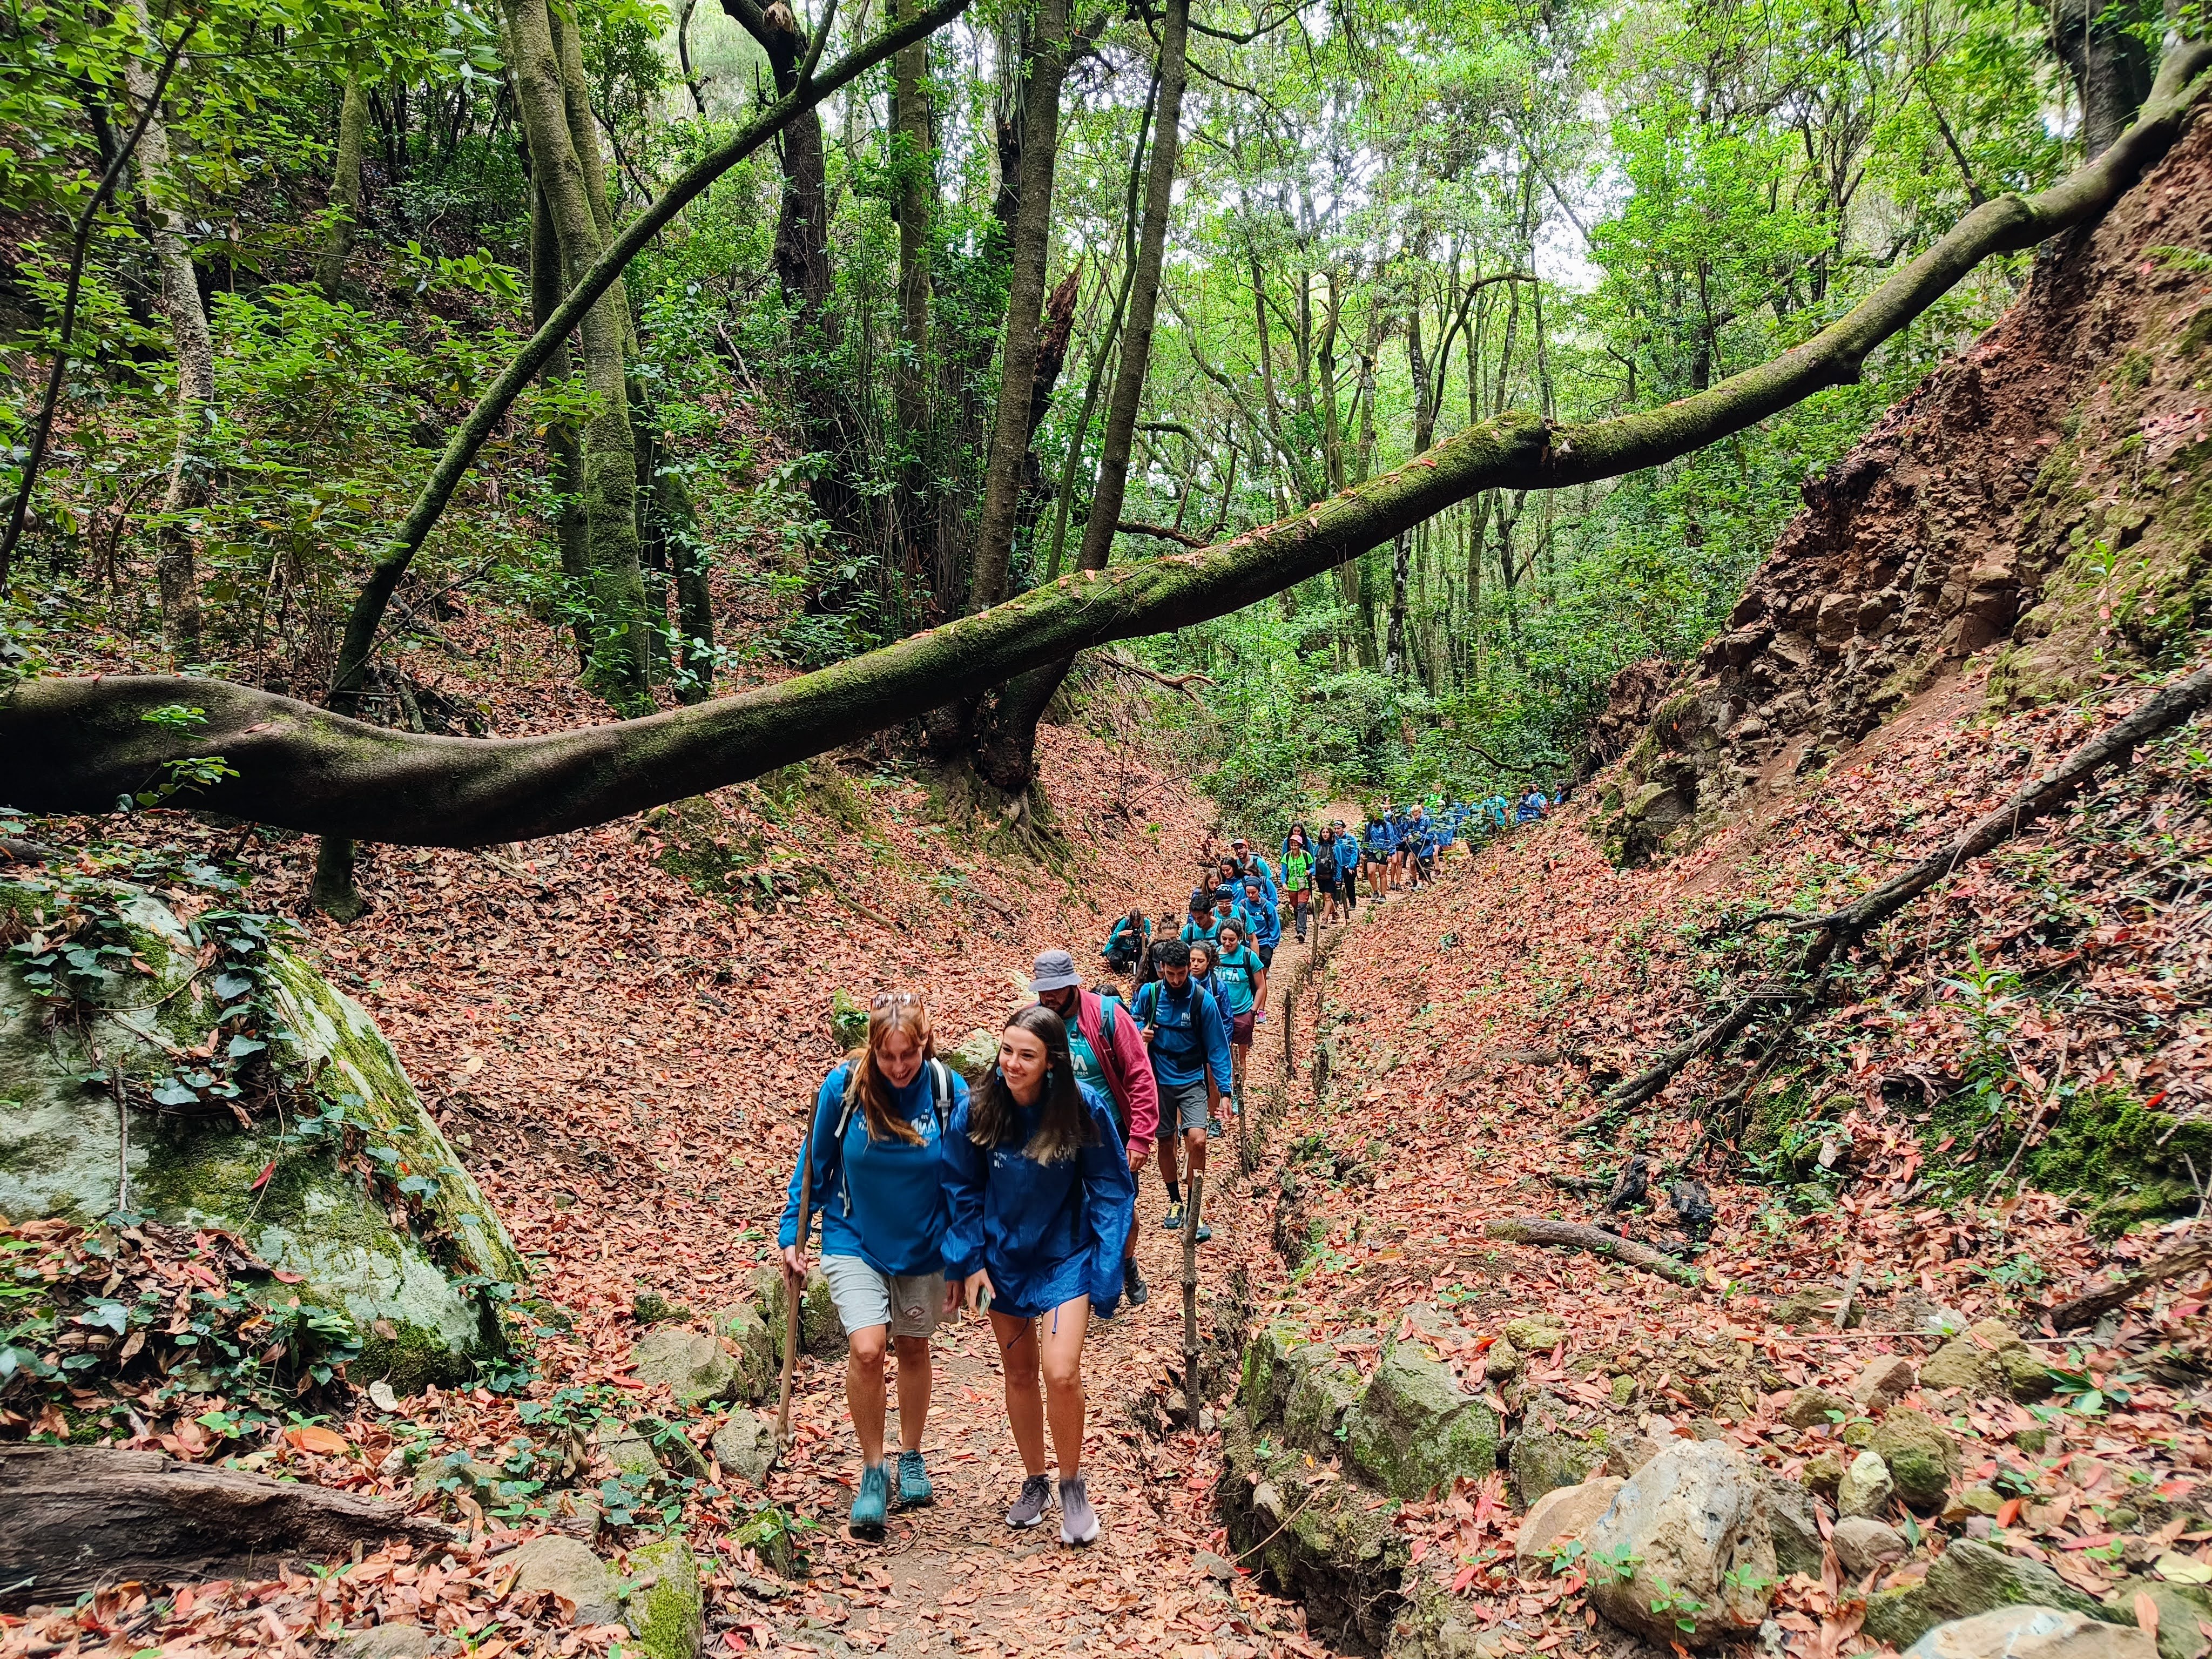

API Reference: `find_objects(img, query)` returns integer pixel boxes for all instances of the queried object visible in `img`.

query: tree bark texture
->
[1075,0,1189,575]
[529,177,593,660]
[967,0,1073,613]
[24,47,2207,844]
[320,0,967,719]
[499,0,650,707]
[0,1445,452,1611]
[723,0,869,556]
[125,0,210,666]
[2053,0,2155,158]
[314,74,369,294]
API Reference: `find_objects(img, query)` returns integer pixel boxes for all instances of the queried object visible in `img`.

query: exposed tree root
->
[1482,1217,1704,1288]
[2040,1238,2212,1332]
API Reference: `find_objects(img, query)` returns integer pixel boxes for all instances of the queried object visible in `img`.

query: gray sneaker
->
[1006,1473,1054,1529]
[1058,1475,1098,1546]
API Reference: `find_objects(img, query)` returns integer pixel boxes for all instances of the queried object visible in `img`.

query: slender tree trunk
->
[1385,531,1409,677]
[528,177,593,661]
[1317,271,1344,493]
[1075,0,1189,575]
[316,75,369,294]
[2053,0,2154,158]
[125,0,209,666]
[501,0,649,706]
[968,0,1072,612]
[676,0,710,113]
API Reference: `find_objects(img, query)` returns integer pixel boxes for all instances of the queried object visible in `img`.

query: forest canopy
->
[0,0,2193,849]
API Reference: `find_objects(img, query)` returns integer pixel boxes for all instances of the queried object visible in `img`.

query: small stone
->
[1784,1387,1852,1429]
[1853,1356,1919,1410]
[1833,1518,1908,1577]
[710,1302,778,1404]
[1502,1317,1567,1356]
[710,1412,774,1486]
[1195,1550,1239,1582]
[1871,1408,1963,1510]
[1922,1319,2049,1401]
[631,1328,739,1410]
[338,1626,436,1659]
[1611,1375,1638,1407]
[1904,1608,2154,1659]
[1484,1339,1523,1380]
[595,1420,660,1480]
[1959,1483,2004,1518]
[1765,1471,1825,1580]
[1802,1450,1845,1499]
[1514,1477,1624,1574]
[509,1536,622,1626]
[1251,1479,1285,1524]
[943,1029,1000,1083]
[1840,1450,1896,1519]
[634,1415,709,1478]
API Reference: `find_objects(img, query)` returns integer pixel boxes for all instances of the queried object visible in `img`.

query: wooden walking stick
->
[1182,1168,1205,1427]
[775,1104,818,1454]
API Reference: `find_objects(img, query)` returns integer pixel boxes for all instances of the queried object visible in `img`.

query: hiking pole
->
[1181,1169,1204,1428]
[775,1105,817,1454]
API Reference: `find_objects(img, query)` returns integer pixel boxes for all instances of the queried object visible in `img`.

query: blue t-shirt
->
[1212,945,1264,1016]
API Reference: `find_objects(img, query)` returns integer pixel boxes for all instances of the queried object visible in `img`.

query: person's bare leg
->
[990,1310,1048,1476]
[1158,1127,1181,1191]
[892,1334,930,1453]
[847,1325,889,1465]
[1037,1298,1091,1475]
[1184,1123,1207,1186]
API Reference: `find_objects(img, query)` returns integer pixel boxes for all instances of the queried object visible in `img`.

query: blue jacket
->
[942,1083,1134,1320]
[1238,894,1280,949]
[1245,856,1280,904]
[779,1061,967,1277]
[1364,820,1397,855]
[1103,915,1150,957]
[1135,977,1233,1089]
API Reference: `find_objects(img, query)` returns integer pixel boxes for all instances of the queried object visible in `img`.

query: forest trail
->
[744,920,1340,1658]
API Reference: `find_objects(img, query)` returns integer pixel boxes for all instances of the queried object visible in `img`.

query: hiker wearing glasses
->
[944,1006,1135,1545]
[1028,949,1159,1308]
[778,990,967,1537]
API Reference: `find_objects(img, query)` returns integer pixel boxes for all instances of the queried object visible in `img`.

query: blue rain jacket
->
[1134,976,1234,1089]
[1103,914,1151,958]
[778,1061,968,1277]
[1332,833,1360,874]
[1364,820,1397,856]
[1238,894,1280,950]
[942,1083,1135,1320]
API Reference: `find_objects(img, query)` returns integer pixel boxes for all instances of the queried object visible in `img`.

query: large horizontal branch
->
[326,0,972,700]
[5,49,2208,847]
[1483,1217,1704,1289]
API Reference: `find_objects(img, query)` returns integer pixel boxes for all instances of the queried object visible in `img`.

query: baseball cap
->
[1030,949,1083,994]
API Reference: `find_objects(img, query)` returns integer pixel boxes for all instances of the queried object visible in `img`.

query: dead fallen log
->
[1602,665,2212,1120]
[1483,1217,1704,1288]
[0,1445,455,1609]
[2039,1238,2212,1333]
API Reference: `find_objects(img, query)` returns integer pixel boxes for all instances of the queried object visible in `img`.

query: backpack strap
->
[1100,999,1117,1048]
[928,1057,953,1135]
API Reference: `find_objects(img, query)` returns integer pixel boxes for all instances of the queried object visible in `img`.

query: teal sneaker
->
[896,1449,933,1507]
[851,1461,891,1534]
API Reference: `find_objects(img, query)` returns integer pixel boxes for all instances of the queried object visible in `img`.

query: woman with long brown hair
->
[778,990,968,1536]
[944,1005,1135,1546]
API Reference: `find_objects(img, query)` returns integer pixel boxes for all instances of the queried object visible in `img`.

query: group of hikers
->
[772,792,1564,1547]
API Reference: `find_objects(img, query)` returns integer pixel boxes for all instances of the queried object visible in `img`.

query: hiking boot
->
[1007,1473,1054,1529]
[896,1449,933,1508]
[1059,1475,1099,1546]
[851,1461,891,1534]
[1193,1221,1212,1244]
[1125,1263,1150,1306]
[1205,1116,1224,1138]
[1162,1203,1184,1232]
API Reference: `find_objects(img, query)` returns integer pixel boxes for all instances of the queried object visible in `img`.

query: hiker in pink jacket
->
[1028,949,1161,1306]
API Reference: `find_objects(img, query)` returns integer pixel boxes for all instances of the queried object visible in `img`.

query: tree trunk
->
[125,0,209,666]
[967,0,1073,613]
[1384,531,1409,677]
[676,0,710,113]
[723,0,869,556]
[2053,0,2154,158]
[892,0,932,453]
[315,75,369,294]
[501,0,649,708]
[528,177,593,663]
[1075,0,1189,575]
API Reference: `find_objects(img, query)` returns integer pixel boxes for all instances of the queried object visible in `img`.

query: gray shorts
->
[819,1254,944,1340]
[1163,1077,1211,1132]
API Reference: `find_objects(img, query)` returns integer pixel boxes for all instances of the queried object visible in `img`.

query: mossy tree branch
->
[9,50,2208,846]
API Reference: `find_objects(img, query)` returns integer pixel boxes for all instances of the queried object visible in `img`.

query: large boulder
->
[1510,1395,1606,1507]
[1240,1323,1313,1424]
[0,879,523,1388]
[1344,1326,1500,1500]
[1765,1471,1826,1579]
[1865,1540,2113,1649]
[631,1328,738,1411]
[1906,1608,2155,1659]
[1284,1359,1364,1453]
[1920,1320,2054,1401]
[1871,1408,1963,1510]
[624,1537,703,1659]
[1584,1440,1778,1648]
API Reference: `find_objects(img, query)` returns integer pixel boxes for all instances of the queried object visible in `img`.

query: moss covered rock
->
[0,882,521,1389]
[1921,1321,2052,1401]
[1864,1540,2113,1649]
[750,1264,841,1359]
[624,1537,703,1659]
[711,1301,778,1401]
[1871,1408,1964,1510]
[1345,1327,1499,1500]
[1284,1359,1363,1453]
